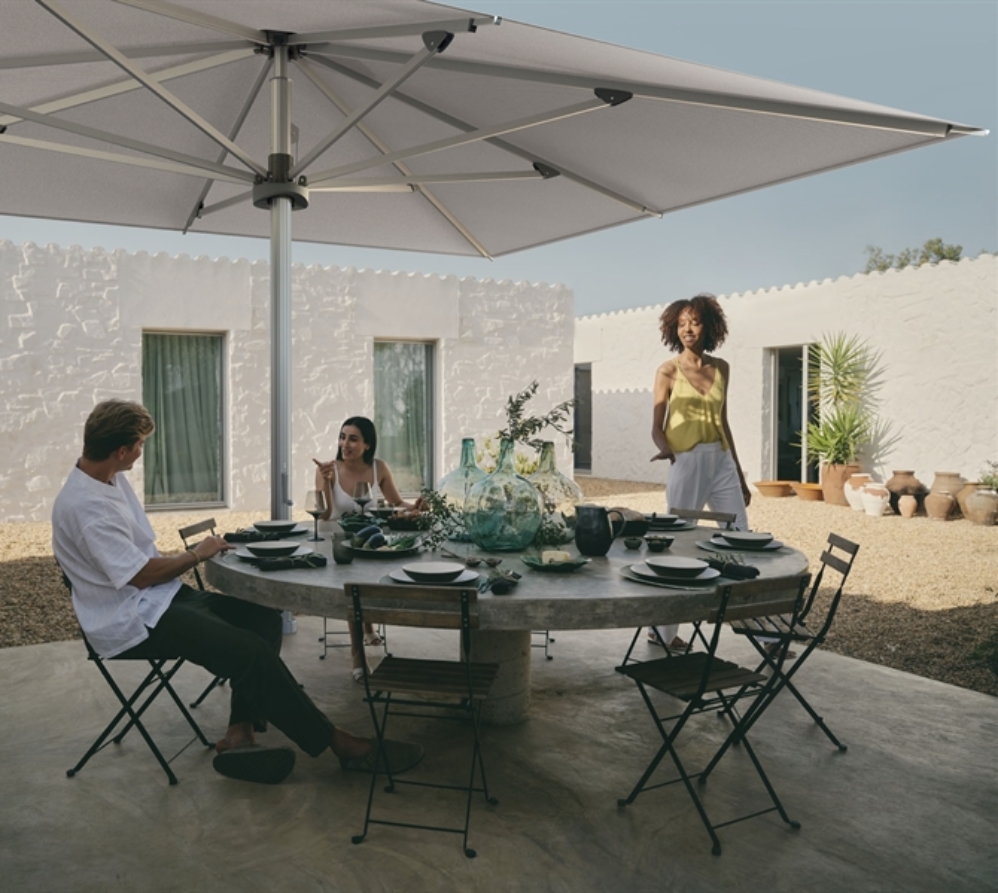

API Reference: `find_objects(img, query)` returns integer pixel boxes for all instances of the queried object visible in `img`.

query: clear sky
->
[1,1,994,316]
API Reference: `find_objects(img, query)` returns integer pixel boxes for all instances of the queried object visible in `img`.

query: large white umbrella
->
[0,0,983,514]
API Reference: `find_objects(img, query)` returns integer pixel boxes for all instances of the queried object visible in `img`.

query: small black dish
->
[623,537,644,550]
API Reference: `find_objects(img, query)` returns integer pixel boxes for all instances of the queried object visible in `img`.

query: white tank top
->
[329,460,381,519]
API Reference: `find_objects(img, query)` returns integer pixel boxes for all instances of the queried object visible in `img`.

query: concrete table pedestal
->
[468,629,532,725]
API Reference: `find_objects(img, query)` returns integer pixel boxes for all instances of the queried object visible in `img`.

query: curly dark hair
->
[659,293,729,353]
[336,416,377,465]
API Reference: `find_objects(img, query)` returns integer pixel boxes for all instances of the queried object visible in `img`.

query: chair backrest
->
[709,574,811,625]
[800,533,860,629]
[346,582,479,655]
[178,518,217,590]
[670,507,737,529]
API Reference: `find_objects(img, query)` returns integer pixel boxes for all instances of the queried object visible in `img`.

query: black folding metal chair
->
[727,533,860,751]
[347,582,499,857]
[616,574,810,855]
[178,518,227,709]
[532,629,555,659]
[59,565,211,785]
[619,507,737,667]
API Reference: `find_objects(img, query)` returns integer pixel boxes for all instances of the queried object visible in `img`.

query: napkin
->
[224,529,282,543]
[706,558,760,579]
[257,554,328,572]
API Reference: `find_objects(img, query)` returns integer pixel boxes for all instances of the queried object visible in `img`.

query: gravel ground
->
[3,481,996,696]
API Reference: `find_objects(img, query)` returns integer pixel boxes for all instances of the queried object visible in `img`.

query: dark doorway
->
[574,364,592,473]
[775,347,817,482]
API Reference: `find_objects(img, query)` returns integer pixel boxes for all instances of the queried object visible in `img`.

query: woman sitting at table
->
[314,415,415,682]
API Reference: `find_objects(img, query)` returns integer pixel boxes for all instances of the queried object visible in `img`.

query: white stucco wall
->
[0,241,574,522]
[575,254,998,490]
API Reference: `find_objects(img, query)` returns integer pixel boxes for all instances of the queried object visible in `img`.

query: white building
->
[0,241,573,522]
[574,254,998,490]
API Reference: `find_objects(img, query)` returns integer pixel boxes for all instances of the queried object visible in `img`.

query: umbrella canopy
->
[0,0,983,513]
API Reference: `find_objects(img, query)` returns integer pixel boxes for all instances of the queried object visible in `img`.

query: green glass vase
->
[436,438,487,541]
[465,439,543,551]
[528,441,583,545]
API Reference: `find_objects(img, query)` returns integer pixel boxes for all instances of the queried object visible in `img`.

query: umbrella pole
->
[270,194,292,521]
[269,41,293,521]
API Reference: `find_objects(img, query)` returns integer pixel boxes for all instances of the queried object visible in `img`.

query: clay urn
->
[924,491,955,521]
[964,488,998,526]
[845,474,872,511]
[884,470,927,515]
[956,482,980,518]
[898,494,918,518]
[821,463,861,507]
[861,486,890,517]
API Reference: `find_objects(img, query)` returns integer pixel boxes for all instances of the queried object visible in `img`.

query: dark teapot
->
[574,504,626,557]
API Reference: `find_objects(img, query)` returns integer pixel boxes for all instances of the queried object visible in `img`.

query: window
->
[373,341,434,493]
[142,332,224,506]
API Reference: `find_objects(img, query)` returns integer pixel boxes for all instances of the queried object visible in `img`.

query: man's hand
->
[650,448,675,463]
[191,535,233,563]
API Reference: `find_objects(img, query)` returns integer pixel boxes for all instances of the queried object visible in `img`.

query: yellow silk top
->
[664,363,730,453]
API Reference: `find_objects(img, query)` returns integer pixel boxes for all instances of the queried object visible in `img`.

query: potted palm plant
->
[804,333,880,506]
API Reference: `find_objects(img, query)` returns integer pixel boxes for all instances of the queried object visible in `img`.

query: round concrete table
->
[206,527,808,725]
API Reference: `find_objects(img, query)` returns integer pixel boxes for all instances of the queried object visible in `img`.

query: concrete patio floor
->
[1,616,995,893]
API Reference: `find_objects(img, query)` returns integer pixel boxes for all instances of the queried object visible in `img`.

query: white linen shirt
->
[52,466,180,658]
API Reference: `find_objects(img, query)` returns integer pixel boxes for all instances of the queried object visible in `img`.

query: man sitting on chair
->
[52,399,416,784]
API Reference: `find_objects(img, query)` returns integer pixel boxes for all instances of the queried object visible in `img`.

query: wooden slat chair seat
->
[347,582,499,858]
[727,532,860,752]
[620,507,737,667]
[616,574,811,855]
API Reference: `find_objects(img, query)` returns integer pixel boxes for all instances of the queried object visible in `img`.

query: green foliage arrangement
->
[804,332,883,466]
[497,380,575,453]
[978,461,998,491]
[863,238,962,273]
[414,487,462,551]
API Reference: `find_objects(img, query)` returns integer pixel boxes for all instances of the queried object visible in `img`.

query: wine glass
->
[352,481,372,517]
[304,489,327,542]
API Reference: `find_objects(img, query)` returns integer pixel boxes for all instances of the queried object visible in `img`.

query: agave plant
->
[805,402,873,466]
[804,332,882,467]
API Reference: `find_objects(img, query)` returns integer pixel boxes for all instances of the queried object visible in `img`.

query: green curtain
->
[142,333,223,505]
[373,342,432,493]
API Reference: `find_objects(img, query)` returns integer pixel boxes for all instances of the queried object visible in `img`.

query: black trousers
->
[121,585,335,757]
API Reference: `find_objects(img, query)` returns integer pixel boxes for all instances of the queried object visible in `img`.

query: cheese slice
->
[542,550,572,564]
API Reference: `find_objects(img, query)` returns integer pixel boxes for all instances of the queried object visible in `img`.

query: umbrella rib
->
[295,57,493,259]
[306,97,610,186]
[310,171,548,189]
[0,132,251,184]
[0,99,256,183]
[306,55,660,218]
[35,0,268,177]
[0,39,253,69]
[292,36,450,179]
[309,44,968,138]
[109,0,269,45]
[287,17,500,46]
[0,49,257,129]
[183,56,273,233]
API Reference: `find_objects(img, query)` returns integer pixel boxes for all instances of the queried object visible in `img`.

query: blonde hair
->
[83,400,155,461]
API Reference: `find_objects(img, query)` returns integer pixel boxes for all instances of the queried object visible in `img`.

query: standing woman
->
[649,293,751,648]
[313,416,414,681]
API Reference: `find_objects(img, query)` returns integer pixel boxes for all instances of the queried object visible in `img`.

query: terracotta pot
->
[821,463,861,507]
[845,474,872,511]
[754,480,795,498]
[956,482,980,518]
[792,482,824,502]
[930,472,964,495]
[898,494,918,518]
[861,486,890,517]
[924,491,955,521]
[884,470,927,515]
[964,488,998,526]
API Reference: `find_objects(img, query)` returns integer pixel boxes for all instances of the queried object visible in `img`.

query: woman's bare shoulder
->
[656,357,679,377]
